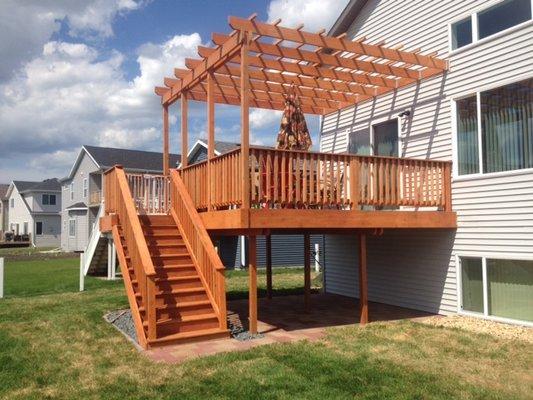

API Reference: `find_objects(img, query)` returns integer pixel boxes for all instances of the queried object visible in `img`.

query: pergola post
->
[207,71,215,210]
[359,233,368,325]
[248,235,257,334]
[240,32,250,210]
[266,234,272,299]
[162,104,169,175]
[304,233,311,311]
[180,91,188,168]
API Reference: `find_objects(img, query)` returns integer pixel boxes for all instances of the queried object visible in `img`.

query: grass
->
[0,261,531,399]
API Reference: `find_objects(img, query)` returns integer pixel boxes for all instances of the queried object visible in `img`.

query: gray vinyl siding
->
[61,151,100,251]
[189,147,208,164]
[220,235,325,269]
[34,215,61,247]
[320,0,533,314]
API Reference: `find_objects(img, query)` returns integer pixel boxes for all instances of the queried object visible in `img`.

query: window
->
[69,219,76,237]
[23,222,28,235]
[42,194,56,205]
[70,183,74,200]
[35,221,43,236]
[372,120,399,157]
[83,179,88,198]
[478,0,531,40]
[10,198,14,208]
[455,77,533,176]
[459,256,532,322]
[450,0,532,51]
[451,17,473,50]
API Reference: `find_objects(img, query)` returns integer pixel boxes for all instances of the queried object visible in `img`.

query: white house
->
[4,179,62,247]
[320,0,532,325]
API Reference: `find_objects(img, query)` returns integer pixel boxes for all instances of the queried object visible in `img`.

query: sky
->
[0,0,349,181]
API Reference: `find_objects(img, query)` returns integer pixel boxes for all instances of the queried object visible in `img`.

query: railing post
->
[146,277,157,341]
[240,31,250,210]
[181,91,189,169]
[163,104,169,176]
[350,158,360,210]
[218,269,227,330]
[207,71,215,211]
[443,162,452,211]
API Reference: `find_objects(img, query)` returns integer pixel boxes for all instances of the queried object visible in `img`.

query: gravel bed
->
[104,309,138,344]
[227,311,264,341]
[418,315,532,343]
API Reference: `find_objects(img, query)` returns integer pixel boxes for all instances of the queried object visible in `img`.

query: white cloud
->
[250,109,282,130]
[267,0,349,32]
[0,0,143,81]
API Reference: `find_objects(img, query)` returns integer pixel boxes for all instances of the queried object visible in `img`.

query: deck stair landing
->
[115,214,227,347]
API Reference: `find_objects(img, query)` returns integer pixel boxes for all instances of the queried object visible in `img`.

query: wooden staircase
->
[105,166,228,348]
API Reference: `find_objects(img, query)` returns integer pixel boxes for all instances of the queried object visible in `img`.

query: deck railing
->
[126,173,170,214]
[169,170,227,330]
[180,146,452,212]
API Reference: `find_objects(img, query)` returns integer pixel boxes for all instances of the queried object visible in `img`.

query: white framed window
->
[449,0,532,52]
[68,219,76,237]
[42,194,56,205]
[10,198,14,208]
[83,178,88,198]
[70,182,74,201]
[453,76,533,177]
[35,221,43,236]
[457,255,533,325]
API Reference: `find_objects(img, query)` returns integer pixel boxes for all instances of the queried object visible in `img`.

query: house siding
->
[61,151,100,251]
[321,0,533,314]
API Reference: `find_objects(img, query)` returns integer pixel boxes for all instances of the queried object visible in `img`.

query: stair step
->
[139,299,211,313]
[146,312,220,336]
[144,312,217,327]
[148,328,229,347]
[133,274,200,286]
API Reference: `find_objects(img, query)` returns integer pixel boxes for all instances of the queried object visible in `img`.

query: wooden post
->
[181,91,188,168]
[0,257,4,299]
[147,278,157,340]
[350,158,360,210]
[163,104,169,176]
[248,235,257,334]
[443,162,452,212]
[266,234,272,299]
[79,253,84,292]
[304,233,311,311]
[240,32,250,209]
[207,71,215,211]
[358,233,368,325]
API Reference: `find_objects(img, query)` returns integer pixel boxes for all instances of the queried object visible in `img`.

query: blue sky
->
[0,0,348,181]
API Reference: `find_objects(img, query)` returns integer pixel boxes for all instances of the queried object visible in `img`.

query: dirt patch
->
[418,315,533,343]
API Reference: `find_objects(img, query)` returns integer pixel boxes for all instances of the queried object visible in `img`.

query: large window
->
[459,256,533,323]
[35,221,43,236]
[456,77,533,176]
[450,0,532,50]
[42,194,56,205]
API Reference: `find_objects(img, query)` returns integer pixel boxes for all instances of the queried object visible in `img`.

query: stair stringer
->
[169,208,225,330]
[111,224,148,348]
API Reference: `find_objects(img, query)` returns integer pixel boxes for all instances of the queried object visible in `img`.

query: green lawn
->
[0,260,531,399]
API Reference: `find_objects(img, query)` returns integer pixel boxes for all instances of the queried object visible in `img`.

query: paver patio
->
[145,293,432,363]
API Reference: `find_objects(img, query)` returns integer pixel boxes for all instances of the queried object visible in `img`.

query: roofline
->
[61,146,100,182]
[19,189,61,194]
[328,0,369,37]
[177,139,222,168]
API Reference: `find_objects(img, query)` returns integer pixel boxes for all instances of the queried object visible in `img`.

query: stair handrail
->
[169,169,227,330]
[83,201,105,275]
[104,165,157,340]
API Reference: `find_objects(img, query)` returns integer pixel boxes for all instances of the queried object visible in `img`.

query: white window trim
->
[83,178,88,198]
[455,253,533,327]
[450,72,533,181]
[68,219,76,238]
[448,0,533,55]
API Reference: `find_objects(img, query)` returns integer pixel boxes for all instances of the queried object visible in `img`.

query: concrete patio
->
[145,293,432,364]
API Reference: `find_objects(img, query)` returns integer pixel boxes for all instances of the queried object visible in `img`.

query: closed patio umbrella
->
[276,87,312,151]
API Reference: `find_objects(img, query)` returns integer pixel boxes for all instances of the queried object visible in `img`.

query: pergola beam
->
[228,15,448,70]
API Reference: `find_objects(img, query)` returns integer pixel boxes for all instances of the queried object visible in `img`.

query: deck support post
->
[248,235,257,334]
[266,234,272,299]
[107,239,113,280]
[240,32,250,210]
[180,91,188,168]
[207,71,215,211]
[110,240,116,280]
[358,233,368,325]
[162,104,169,176]
[304,233,311,312]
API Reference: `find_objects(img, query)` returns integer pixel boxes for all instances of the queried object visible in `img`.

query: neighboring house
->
[0,183,9,237]
[320,0,532,324]
[188,139,326,270]
[4,179,62,247]
[61,145,181,252]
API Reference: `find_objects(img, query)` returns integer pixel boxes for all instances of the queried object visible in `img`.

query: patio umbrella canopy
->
[276,88,313,151]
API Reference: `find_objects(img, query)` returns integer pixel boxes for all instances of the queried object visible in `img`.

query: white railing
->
[126,173,170,214]
[83,203,105,275]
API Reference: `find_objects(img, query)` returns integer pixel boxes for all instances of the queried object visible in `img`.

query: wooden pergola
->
[154,14,449,333]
